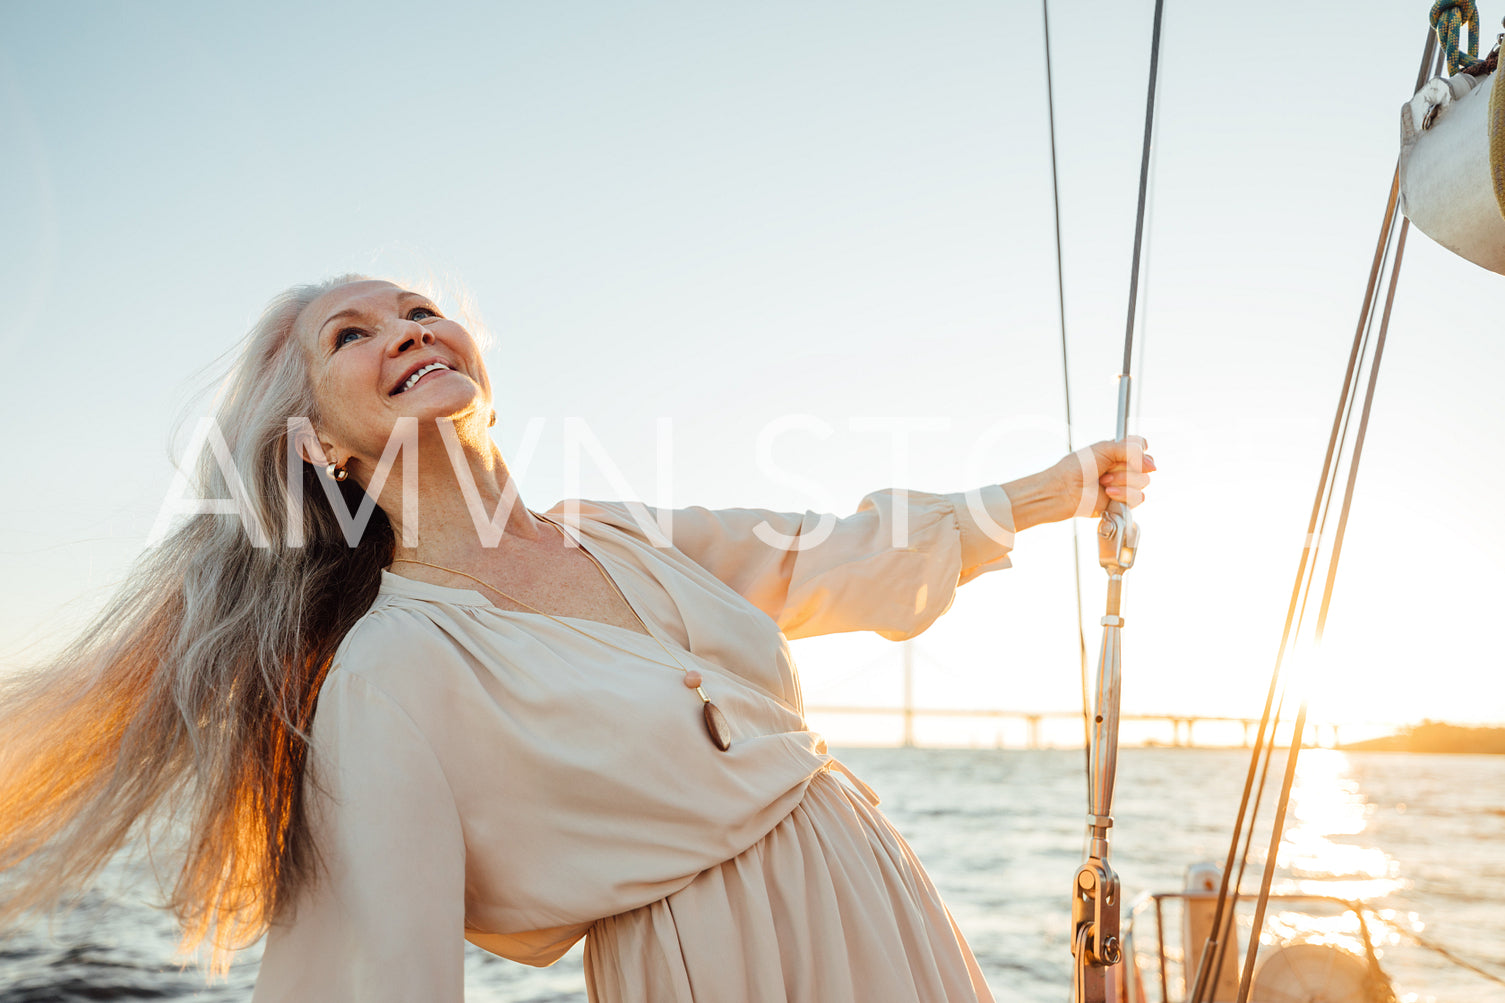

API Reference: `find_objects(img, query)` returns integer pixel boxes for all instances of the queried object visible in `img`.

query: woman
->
[0,276,1152,1001]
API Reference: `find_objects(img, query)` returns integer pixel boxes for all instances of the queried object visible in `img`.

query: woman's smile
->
[389,360,457,396]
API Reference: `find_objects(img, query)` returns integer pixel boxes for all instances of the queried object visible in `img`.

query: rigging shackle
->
[1071,857,1124,1003]
[1098,501,1139,572]
[1103,373,1141,572]
[1072,859,1123,963]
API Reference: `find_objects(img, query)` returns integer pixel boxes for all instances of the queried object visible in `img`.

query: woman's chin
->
[393,389,489,426]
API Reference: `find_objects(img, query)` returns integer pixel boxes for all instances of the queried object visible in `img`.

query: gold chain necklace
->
[390,513,732,752]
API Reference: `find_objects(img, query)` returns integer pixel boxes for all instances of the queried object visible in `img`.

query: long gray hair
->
[0,274,403,969]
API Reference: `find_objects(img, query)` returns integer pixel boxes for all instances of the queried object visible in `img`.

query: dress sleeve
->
[251,669,466,1003]
[615,484,1016,642]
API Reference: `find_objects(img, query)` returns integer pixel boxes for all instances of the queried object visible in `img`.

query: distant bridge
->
[800,704,1324,749]
[802,644,1346,749]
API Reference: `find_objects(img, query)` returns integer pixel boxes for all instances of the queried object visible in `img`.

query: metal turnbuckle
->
[1070,497,1139,1003]
[1071,857,1123,1002]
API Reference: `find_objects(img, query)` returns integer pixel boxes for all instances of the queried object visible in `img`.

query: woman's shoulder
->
[543,497,661,533]
[333,600,428,658]
[542,498,685,554]
[325,596,472,698]
[313,600,488,754]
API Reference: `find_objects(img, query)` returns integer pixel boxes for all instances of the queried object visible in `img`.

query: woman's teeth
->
[397,362,450,394]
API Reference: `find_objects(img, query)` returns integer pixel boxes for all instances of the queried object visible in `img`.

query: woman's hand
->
[1002,436,1155,532]
[1063,436,1155,518]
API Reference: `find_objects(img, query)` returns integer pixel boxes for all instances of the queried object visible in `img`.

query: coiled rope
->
[1427,1,1505,221]
[1430,0,1482,74]
[1492,35,1505,219]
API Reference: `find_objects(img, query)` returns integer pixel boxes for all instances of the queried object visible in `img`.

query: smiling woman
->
[0,274,1152,1002]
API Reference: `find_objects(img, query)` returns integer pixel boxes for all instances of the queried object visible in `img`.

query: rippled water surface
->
[3,748,1501,1001]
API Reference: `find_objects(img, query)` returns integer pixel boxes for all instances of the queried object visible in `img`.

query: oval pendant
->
[702,701,732,752]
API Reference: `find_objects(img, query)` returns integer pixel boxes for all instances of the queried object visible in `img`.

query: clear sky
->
[1,0,1501,744]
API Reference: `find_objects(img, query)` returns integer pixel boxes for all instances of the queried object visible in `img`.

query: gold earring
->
[326,460,349,482]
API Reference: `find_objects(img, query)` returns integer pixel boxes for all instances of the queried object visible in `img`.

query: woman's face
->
[295,279,492,467]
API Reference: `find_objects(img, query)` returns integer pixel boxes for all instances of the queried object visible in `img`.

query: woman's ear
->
[288,419,336,467]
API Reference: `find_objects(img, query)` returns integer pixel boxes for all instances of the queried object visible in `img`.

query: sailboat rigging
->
[1048,1,1505,1000]
[1038,0,1095,781]
[1059,0,1162,998]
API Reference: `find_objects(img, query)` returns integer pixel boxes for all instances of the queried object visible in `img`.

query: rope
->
[1065,3,1164,994]
[1038,0,1093,785]
[1187,31,1440,1003]
[1313,213,1406,640]
[1119,0,1167,394]
[1370,912,1505,988]
[1205,686,1283,995]
[1235,218,1412,1003]
[1491,46,1505,220]
[1430,0,1482,74]
[1356,912,1401,1003]
[1187,146,1405,1003]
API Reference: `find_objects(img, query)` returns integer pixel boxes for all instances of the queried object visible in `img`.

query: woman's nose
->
[388,320,435,355]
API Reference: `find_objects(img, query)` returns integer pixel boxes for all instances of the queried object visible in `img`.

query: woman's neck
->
[366,422,546,570]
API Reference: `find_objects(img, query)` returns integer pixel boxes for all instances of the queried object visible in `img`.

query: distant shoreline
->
[1341,722,1505,755]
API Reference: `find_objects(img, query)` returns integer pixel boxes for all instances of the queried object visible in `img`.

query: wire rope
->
[1131,39,1166,436]
[1067,3,1166,998]
[1038,0,1094,783]
[1187,32,1438,1003]
[1236,217,1412,1003]
[1237,112,1423,1003]
[1204,222,1397,987]
[1118,0,1167,391]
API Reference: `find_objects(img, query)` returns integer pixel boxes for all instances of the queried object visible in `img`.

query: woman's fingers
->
[1099,469,1151,489]
[1096,436,1153,510]
[1091,437,1152,472]
[1103,486,1145,506]
[1062,437,1156,519]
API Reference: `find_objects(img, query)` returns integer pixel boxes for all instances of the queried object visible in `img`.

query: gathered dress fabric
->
[251,487,1017,1003]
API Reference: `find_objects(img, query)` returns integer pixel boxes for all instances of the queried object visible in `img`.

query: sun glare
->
[1261,750,1403,958]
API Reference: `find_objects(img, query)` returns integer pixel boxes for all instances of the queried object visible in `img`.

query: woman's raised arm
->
[578,484,1015,642]
[574,436,1152,643]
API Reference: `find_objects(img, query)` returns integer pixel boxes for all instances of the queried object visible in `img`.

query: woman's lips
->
[391,366,456,395]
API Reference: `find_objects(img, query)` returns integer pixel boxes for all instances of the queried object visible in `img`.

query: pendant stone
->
[703,701,732,752]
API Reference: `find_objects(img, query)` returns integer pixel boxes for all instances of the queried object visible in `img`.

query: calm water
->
[3,748,1501,1002]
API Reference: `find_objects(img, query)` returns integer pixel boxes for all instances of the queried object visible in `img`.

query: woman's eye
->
[335,327,364,347]
[408,306,439,321]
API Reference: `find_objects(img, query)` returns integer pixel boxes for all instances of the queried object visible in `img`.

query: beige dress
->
[251,487,1016,1003]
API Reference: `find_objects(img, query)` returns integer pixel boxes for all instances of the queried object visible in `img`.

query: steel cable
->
[1038,0,1094,784]
[1187,31,1439,1003]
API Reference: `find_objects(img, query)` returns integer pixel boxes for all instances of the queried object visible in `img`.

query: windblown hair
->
[0,274,404,969]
